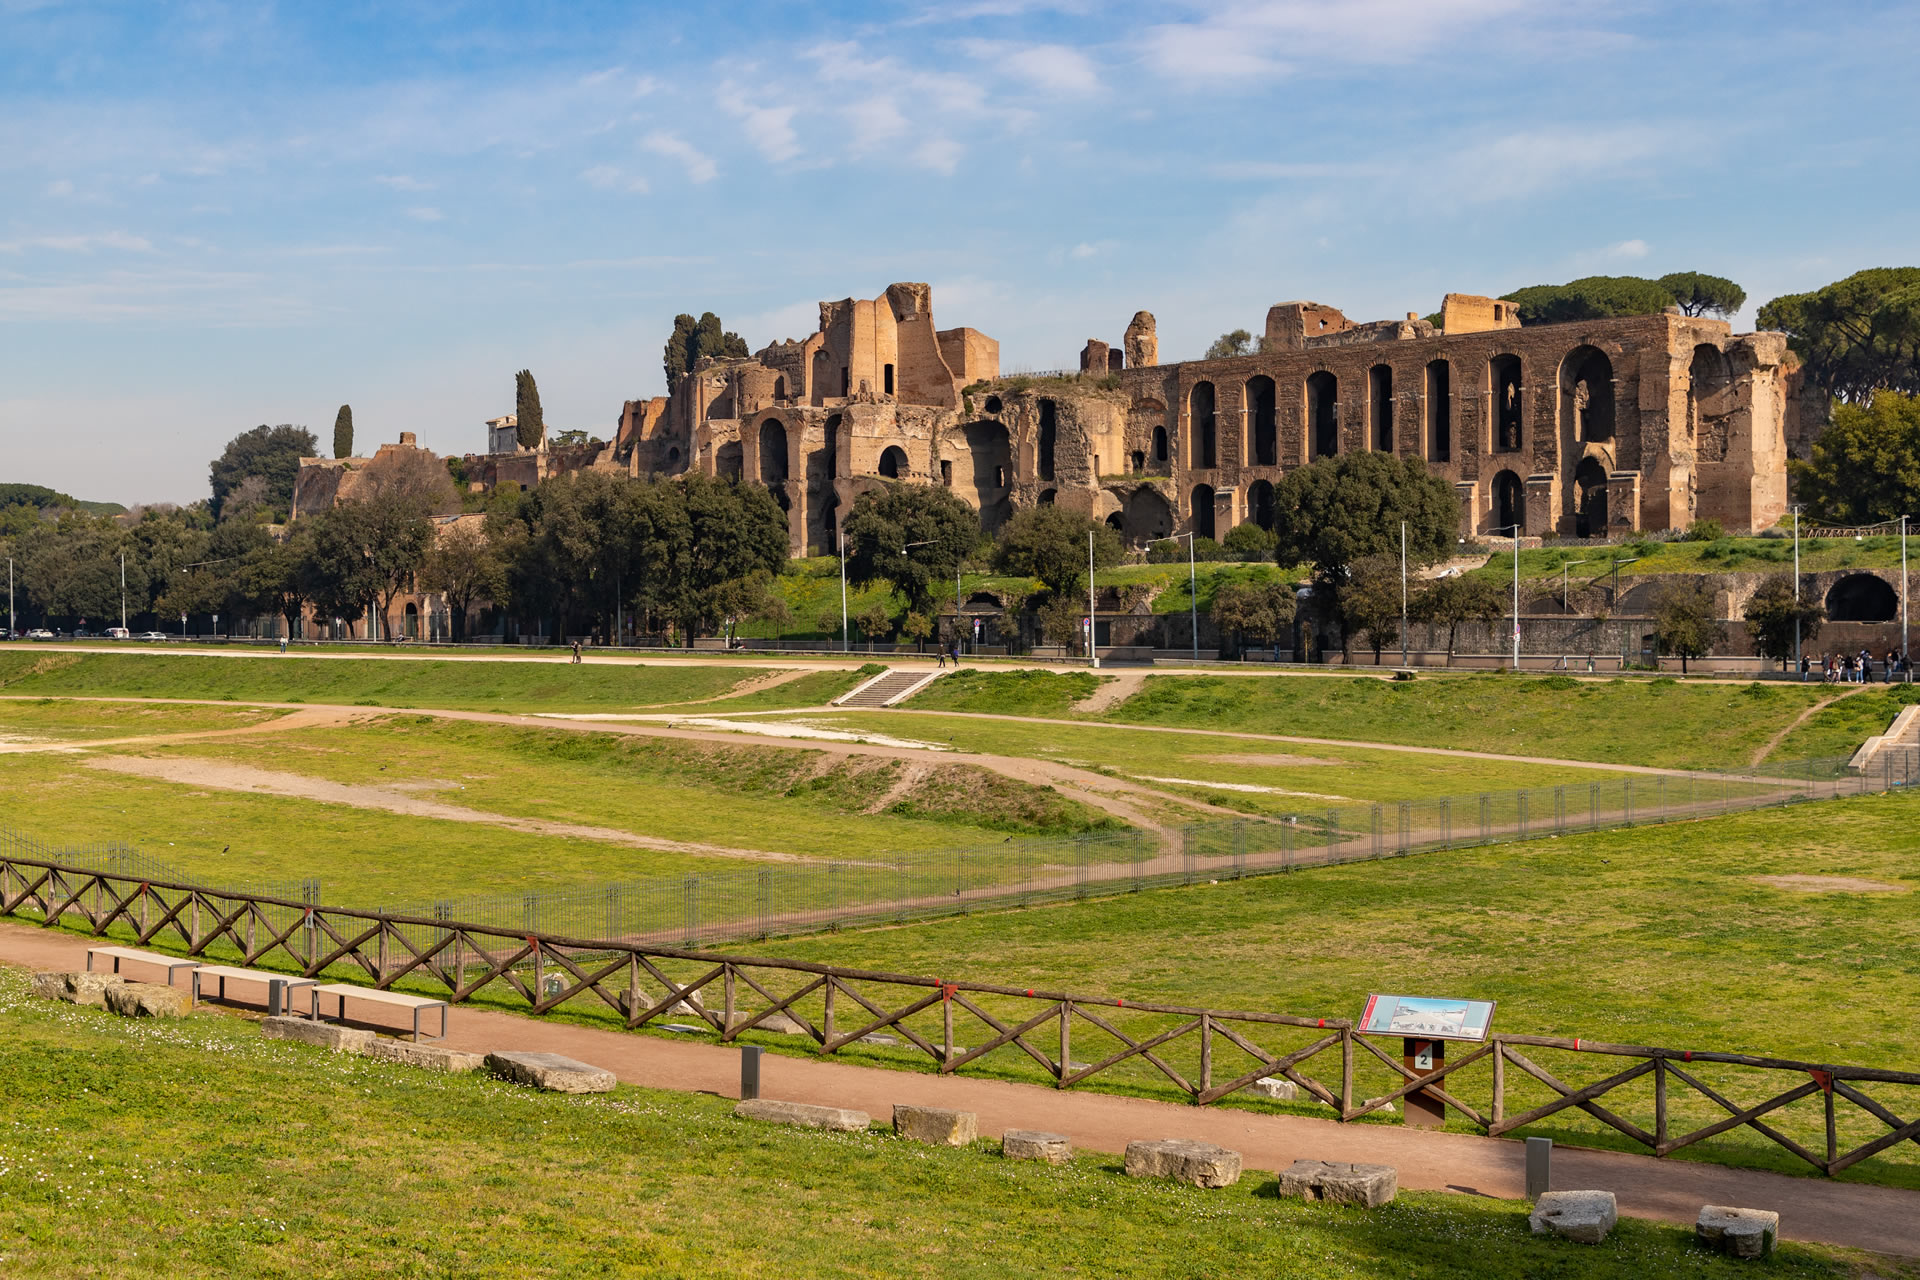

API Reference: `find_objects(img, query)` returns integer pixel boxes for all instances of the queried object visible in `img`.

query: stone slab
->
[723,1010,807,1036]
[1001,1130,1071,1165]
[1249,1076,1297,1101]
[1123,1139,1242,1188]
[1530,1190,1618,1244]
[734,1099,871,1132]
[1696,1206,1779,1259]
[30,971,125,1008]
[486,1051,617,1094]
[1275,1159,1398,1207]
[893,1104,977,1146]
[368,1038,486,1072]
[261,1016,375,1053]
[102,981,190,1019]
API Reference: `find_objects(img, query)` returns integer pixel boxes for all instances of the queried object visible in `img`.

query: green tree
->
[1500,276,1676,326]
[1272,452,1458,580]
[515,370,545,450]
[1658,272,1746,318]
[333,405,354,459]
[662,312,750,384]
[642,473,790,643]
[842,482,980,616]
[1335,553,1403,664]
[1412,574,1508,662]
[1742,572,1824,670]
[208,424,317,522]
[1221,521,1276,561]
[303,493,433,641]
[856,601,894,643]
[1204,329,1254,360]
[992,505,1123,598]
[420,519,504,643]
[1790,391,1920,524]
[1652,579,1724,674]
[1758,268,1920,402]
[1208,577,1296,656]
[1033,595,1081,651]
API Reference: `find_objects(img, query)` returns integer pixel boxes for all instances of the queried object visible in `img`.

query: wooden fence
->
[5,848,1918,1179]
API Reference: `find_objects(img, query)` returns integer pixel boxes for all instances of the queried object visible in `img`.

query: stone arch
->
[1247,478,1275,531]
[759,419,789,486]
[1574,457,1608,538]
[1124,487,1173,542]
[878,445,909,479]
[1492,469,1524,534]
[1561,346,1615,444]
[1106,512,1126,532]
[403,601,420,639]
[1038,399,1057,482]
[1307,371,1338,458]
[1191,483,1216,540]
[1038,488,1057,505]
[1827,573,1898,622]
[1490,354,1523,453]
[1190,382,1217,469]
[1425,359,1452,462]
[716,441,743,482]
[1245,375,1277,466]
[1369,364,1393,452]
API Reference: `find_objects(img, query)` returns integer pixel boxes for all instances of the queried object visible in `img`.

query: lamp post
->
[120,551,127,633]
[1399,520,1408,667]
[1087,530,1099,670]
[1903,514,1910,680]
[1501,525,1521,670]
[1168,530,1199,664]
[1791,504,1802,680]
[838,523,849,654]
[7,557,13,638]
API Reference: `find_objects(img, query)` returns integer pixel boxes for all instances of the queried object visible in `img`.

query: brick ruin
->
[605,282,1789,555]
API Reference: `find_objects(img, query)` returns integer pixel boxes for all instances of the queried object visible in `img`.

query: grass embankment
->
[1478,533,1909,590]
[0,975,1896,1279]
[0,698,287,741]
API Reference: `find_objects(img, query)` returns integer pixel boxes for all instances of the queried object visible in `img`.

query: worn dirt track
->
[3,924,1916,1260]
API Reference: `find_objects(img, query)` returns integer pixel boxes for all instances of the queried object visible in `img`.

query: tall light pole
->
[838,524,849,654]
[1169,530,1198,664]
[120,552,127,633]
[1506,525,1521,670]
[8,556,14,637]
[1399,520,1409,667]
[1902,514,1909,679]
[1087,530,1099,669]
[1791,504,1802,680]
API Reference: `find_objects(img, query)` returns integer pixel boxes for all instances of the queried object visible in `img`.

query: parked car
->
[106,626,131,640]
[0,628,13,641]
[136,631,169,642]
[26,628,54,640]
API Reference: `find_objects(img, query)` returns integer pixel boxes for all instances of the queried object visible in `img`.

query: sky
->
[3,1,1918,507]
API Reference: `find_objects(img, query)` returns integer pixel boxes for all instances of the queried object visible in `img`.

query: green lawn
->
[1481,532,1912,589]
[904,668,1104,716]
[0,975,1898,1279]
[0,697,288,741]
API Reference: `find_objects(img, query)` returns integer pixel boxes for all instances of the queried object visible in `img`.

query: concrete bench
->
[86,946,200,987]
[309,983,447,1042]
[190,965,317,1012]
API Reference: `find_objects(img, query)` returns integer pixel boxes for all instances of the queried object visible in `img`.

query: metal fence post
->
[1479,793,1491,845]
[1553,786,1565,835]
[1517,792,1529,841]
[1590,781,1601,831]
[1183,827,1195,886]
[1624,778,1635,828]
[1370,805,1383,859]
[1440,797,1451,849]
[1325,809,1338,865]
[1397,801,1411,854]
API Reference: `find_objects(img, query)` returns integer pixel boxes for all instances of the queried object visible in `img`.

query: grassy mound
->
[905,669,1104,716]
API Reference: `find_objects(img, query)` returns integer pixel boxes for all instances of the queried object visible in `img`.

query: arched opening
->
[1492,470,1524,534]
[1191,483,1216,540]
[1689,344,1735,463]
[1130,450,1145,472]
[403,601,420,639]
[1105,512,1125,532]
[1124,488,1173,542]
[1425,359,1452,462]
[1247,478,1275,531]
[1574,457,1608,538]
[1369,364,1393,452]
[984,395,1003,415]
[1038,488,1057,505]
[1190,382,1216,470]
[1038,399,1057,481]
[1490,355,1522,453]
[758,419,789,486]
[1562,346,1615,444]
[716,441,743,482]
[1826,574,1898,622]
[965,420,1013,532]
[1245,375,1277,466]
[878,446,908,479]
[1307,371,1338,458]
[1152,426,1169,466]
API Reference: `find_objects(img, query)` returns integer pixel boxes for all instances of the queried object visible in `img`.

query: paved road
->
[4,922,1917,1260]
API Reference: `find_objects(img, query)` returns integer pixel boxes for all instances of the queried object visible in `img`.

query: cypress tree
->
[515,370,545,450]
[333,404,354,459]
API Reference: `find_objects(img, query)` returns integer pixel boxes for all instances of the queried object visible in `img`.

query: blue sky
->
[4,1,1917,506]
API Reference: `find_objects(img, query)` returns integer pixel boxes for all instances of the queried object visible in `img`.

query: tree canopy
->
[842,482,981,616]
[992,505,1123,599]
[1412,573,1508,658]
[514,370,545,450]
[333,405,354,460]
[1652,579,1724,673]
[1757,267,1920,402]
[1789,390,1920,524]
[1209,577,1296,654]
[1500,275,1681,326]
[1658,272,1746,318]
[208,423,317,522]
[1271,452,1458,579]
[1204,329,1254,360]
[663,312,750,385]
[1742,572,1824,670]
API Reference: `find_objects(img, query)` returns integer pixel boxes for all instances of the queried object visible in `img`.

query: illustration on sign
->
[1358,994,1496,1043]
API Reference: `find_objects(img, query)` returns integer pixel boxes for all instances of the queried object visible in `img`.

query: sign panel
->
[1359,994,1496,1043]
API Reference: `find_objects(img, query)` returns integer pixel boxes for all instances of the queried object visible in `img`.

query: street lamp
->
[1399,521,1408,667]
[1168,530,1199,664]
[1498,524,1521,670]
[1609,556,1640,669]
[1790,504,1802,680]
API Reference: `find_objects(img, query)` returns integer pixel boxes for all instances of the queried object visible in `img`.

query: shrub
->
[1682,519,1725,542]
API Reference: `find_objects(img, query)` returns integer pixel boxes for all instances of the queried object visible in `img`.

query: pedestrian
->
[571,640,582,665]
[950,640,961,667]
[936,646,947,669]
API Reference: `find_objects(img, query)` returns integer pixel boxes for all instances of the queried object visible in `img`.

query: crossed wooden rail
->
[5,850,1918,1178]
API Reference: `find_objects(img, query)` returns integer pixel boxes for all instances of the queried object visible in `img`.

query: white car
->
[136,631,169,642]
[106,626,131,640]
[25,628,54,640]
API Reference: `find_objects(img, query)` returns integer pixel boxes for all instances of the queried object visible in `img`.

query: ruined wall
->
[938,328,999,384]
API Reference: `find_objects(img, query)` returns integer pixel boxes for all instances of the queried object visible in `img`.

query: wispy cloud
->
[720,84,802,164]
[642,130,718,183]
[1607,238,1651,260]
[581,164,650,194]
[375,174,434,191]
[0,231,154,253]
[405,206,446,222]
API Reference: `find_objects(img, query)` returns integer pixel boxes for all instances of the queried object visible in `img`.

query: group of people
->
[1806,648,1910,683]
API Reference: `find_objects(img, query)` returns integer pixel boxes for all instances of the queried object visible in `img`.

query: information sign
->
[1358,993,1496,1043]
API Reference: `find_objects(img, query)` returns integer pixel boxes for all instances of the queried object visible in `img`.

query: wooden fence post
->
[1199,1014,1212,1094]
[1058,1001,1072,1086]
[1492,1040,1505,1129]
[1653,1055,1666,1149]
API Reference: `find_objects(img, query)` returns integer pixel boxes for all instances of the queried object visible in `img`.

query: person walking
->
[936,645,947,669]
[1861,647,1876,683]
[571,640,582,665]
[950,640,961,667]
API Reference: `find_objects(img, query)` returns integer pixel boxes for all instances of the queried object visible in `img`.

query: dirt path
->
[1071,670,1149,714]
[1747,685,1870,766]
[0,706,360,754]
[4,925,1914,1259]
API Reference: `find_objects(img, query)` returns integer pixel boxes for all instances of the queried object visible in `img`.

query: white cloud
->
[0,231,153,253]
[45,178,73,197]
[1070,242,1098,259]
[642,130,718,183]
[720,85,802,163]
[580,164,650,193]
[1608,238,1650,259]
[405,206,446,222]
[845,95,910,151]
[912,137,964,175]
[375,174,434,191]
[995,44,1101,95]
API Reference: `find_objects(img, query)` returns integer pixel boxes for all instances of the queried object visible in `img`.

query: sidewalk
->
[5,920,1916,1259]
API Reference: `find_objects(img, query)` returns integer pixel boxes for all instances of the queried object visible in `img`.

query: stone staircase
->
[1851,703,1920,779]
[834,668,943,709]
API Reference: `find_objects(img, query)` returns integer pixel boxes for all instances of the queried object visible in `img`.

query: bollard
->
[740,1045,763,1101]
[267,979,286,1018]
[1525,1136,1552,1199]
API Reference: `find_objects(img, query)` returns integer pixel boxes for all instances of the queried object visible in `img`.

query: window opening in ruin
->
[1561,346,1615,444]
[1038,488,1057,505]
[1827,573,1898,622]
[1370,365,1393,452]
[1038,399,1057,482]
[878,445,908,479]
[759,420,789,487]
[1493,470,1524,534]
[883,364,895,396]
[1425,360,1451,463]
[1246,375,1277,466]
[841,367,851,398]
[1491,355,1522,453]
[667,445,681,465]
[1574,457,1608,538]
[1307,371,1338,459]
[985,395,1002,415]
[965,419,1014,530]
[1688,344,1734,463]
[1152,426,1169,465]
[1125,487,1173,542]
[1190,484,1217,540]
[1248,478,1275,531]
[404,602,419,640]
[716,441,743,483]
[1130,450,1146,472]
[940,459,953,486]
[1190,382,1217,470]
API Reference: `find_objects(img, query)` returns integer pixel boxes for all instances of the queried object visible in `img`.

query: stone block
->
[30,971,125,1008]
[487,1051,617,1094]
[1275,1160,1398,1207]
[1696,1206,1779,1259]
[367,1038,486,1072]
[102,981,190,1019]
[723,1010,806,1036]
[734,1099,871,1132]
[1250,1076,1297,1101]
[1530,1190,1617,1244]
[1001,1130,1071,1165]
[893,1104,977,1146]
[1123,1139,1242,1188]
[260,1016,375,1053]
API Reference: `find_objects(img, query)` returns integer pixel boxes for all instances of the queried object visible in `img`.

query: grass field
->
[0,973,1899,1280]
[0,697,288,741]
